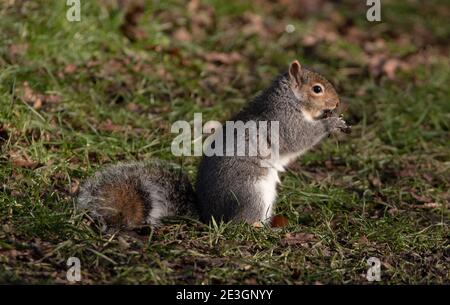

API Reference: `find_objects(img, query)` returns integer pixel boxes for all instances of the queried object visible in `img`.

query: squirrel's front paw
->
[324,117,351,134]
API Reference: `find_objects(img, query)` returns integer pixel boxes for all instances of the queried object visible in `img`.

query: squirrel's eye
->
[312,85,323,94]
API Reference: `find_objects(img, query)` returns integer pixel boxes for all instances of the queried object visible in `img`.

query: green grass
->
[0,0,449,284]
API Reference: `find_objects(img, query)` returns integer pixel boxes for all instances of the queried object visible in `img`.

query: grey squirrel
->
[77,60,351,229]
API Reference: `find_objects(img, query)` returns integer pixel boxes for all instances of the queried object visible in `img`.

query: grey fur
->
[196,70,346,224]
[77,160,197,229]
[78,64,348,228]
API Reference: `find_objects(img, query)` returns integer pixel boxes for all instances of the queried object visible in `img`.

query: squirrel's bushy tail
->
[77,161,197,230]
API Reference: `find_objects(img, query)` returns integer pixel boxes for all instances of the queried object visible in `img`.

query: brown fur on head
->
[288,60,340,121]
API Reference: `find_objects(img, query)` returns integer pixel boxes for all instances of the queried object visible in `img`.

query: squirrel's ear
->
[289,60,302,87]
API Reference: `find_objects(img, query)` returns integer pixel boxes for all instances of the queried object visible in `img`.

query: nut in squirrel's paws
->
[338,116,352,134]
[324,116,351,134]
[338,115,352,134]
[340,124,352,134]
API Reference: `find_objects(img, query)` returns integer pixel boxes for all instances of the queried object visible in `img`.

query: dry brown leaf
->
[33,98,43,109]
[64,64,77,74]
[19,82,61,109]
[345,26,367,44]
[100,59,127,77]
[244,278,258,285]
[187,0,215,38]
[324,160,333,169]
[173,28,192,42]
[421,202,441,209]
[279,0,326,18]
[204,52,242,65]
[98,119,122,132]
[7,43,28,62]
[410,192,432,203]
[271,215,289,228]
[126,102,141,112]
[282,232,316,246]
[383,58,403,80]
[364,38,387,54]
[302,21,338,47]
[398,167,416,178]
[10,153,39,169]
[241,264,252,271]
[251,221,263,228]
[120,0,147,41]
[387,207,399,216]
[367,55,411,80]
[241,12,268,38]
[117,236,131,250]
[70,179,80,194]
[369,174,382,187]
[357,235,370,246]
[412,202,443,209]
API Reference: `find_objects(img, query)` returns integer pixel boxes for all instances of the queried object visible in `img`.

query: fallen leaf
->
[70,179,80,194]
[387,207,399,216]
[302,21,338,47]
[383,58,403,80]
[99,59,127,77]
[187,0,215,38]
[117,236,130,250]
[367,55,411,80]
[173,28,192,42]
[204,52,242,65]
[98,119,122,132]
[148,105,171,114]
[357,235,370,246]
[369,174,382,187]
[126,102,141,112]
[279,0,327,18]
[33,98,43,109]
[282,232,316,246]
[18,82,61,109]
[244,278,257,285]
[241,12,269,38]
[241,264,252,271]
[398,166,416,178]
[412,202,442,209]
[324,160,333,169]
[410,192,432,203]
[364,38,387,54]
[64,64,77,74]
[120,0,147,41]
[7,43,28,63]
[271,215,289,228]
[251,221,263,228]
[10,153,39,169]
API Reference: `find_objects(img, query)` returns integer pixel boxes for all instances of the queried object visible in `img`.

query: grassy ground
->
[0,0,449,284]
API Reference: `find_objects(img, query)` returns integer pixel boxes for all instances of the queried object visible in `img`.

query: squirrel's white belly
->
[255,167,280,223]
[255,152,305,222]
